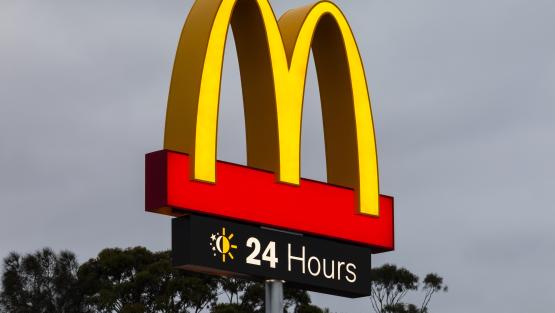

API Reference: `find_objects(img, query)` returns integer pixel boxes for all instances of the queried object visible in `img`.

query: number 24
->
[246,237,278,268]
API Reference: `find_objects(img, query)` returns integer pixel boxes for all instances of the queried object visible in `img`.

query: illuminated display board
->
[173,215,372,297]
[146,0,395,296]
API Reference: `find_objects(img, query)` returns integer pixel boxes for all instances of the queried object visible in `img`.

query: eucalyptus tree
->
[369,264,447,313]
[0,248,86,313]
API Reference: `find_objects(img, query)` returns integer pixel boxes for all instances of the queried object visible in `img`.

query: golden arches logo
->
[164,0,380,216]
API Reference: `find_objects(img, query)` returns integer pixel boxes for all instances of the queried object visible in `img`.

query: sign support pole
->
[265,280,283,313]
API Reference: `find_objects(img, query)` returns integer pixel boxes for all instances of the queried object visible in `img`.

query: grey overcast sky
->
[1,0,554,312]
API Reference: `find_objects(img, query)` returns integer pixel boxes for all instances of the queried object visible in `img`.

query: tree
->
[78,246,154,312]
[383,303,421,313]
[237,281,264,312]
[419,274,447,313]
[145,251,218,313]
[0,248,86,313]
[212,278,318,313]
[283,285,311,313]
[369,264,447,313]
[78,247,218,313]
[0,247,333,313]
[296,305,330,313]
[369,264,418,313]
[219,278,251,305]
[211,303,250,313]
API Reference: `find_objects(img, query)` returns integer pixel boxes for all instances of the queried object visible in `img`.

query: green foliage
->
[369,264,418,313]
[0,247,328,313]
[369,264,447,313]
[383,303,422,313]
[219,278,251,304]
[1,248,447,313]
[420,273,447,311]
[296,304,330,313]
[214,278,312,313]
[0,248,85,313]
[239,281,265,312]
[284,285,311,312]
[78,247,218,313]
[211,303,250,313]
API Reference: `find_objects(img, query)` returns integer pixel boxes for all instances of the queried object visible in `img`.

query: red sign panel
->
[146,150,394,252]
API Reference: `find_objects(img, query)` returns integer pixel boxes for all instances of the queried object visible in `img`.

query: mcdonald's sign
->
[146,0,394,252]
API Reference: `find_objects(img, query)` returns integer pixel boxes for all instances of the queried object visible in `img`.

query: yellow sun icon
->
[210,227,237,263]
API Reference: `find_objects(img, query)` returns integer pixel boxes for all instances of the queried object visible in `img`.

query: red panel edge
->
[145,151,170,215]
[146,150,394,252]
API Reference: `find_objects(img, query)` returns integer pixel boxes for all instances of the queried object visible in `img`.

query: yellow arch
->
[164,0,380,216]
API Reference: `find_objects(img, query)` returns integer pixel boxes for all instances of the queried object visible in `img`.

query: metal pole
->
[265,280,283,313]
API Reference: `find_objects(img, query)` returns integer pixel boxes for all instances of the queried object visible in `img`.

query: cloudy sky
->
[1,0,554,312]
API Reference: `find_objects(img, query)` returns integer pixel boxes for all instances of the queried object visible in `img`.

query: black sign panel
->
[172,214,372,297]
